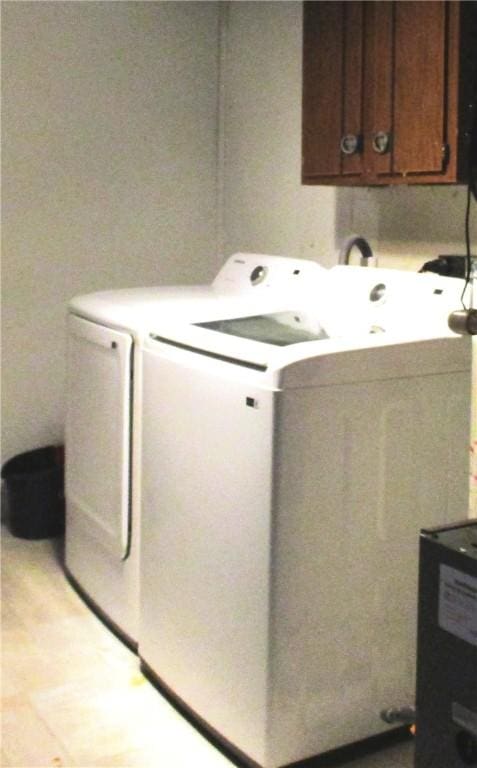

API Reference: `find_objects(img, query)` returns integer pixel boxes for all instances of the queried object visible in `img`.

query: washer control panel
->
[213,252,326,293]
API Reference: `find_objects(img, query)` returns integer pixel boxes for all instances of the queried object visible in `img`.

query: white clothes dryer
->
[65,253,325,647]
[139,267,473,766]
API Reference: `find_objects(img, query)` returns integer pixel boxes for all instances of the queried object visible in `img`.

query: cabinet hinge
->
[442,143,450,166]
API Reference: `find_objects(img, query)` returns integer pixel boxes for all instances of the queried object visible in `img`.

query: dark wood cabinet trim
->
[341,2,364,177]
[363,2,394,178]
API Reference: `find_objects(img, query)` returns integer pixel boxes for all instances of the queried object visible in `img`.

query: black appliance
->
[415,520,477,767]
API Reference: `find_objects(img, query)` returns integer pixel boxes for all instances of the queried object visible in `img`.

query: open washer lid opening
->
[195,310,329,347]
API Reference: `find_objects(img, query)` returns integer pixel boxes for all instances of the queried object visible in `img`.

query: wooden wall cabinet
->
[302,1,477,186]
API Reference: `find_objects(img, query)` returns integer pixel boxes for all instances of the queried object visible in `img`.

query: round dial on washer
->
[369,283,386,302]
[250,265,268,285]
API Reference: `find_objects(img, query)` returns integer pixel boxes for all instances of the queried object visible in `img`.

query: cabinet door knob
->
[340,134,361,156]
[372,131,391,154]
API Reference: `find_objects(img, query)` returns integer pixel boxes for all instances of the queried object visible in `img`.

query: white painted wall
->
[222,2,477,270]
[2,1,220,463]
[221,1,341,267]
[348,185,477,271]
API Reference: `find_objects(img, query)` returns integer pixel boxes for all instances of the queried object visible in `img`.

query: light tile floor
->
[1,528,414,768]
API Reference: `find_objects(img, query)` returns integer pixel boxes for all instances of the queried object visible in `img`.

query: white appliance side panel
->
[139,348,273,765]
[267,371,470,766]
[65,314,132,561]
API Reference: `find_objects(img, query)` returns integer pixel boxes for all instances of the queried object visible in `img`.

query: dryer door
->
[66,314,132,560]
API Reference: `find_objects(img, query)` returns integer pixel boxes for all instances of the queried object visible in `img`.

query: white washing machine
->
[65,253,325,647]
[139,267,473,767]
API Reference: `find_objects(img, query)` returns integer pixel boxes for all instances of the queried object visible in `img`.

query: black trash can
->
[1,446,65,539]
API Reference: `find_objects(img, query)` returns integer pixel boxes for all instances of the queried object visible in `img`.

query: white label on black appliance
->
[439,564,477,646]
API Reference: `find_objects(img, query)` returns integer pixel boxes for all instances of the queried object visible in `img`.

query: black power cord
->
[461,109,477,309]
[461,182,474,309]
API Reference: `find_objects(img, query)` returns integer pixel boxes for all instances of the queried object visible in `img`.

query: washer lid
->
[195,310,329,347]
[147,303,472,388]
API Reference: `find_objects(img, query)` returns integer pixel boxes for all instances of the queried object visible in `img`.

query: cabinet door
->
[392,1,447,175]
[365,1,447,179]
[302,2,364,181]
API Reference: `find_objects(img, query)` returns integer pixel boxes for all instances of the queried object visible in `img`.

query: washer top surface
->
[68,252,326,335]
[145,267,471,388]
